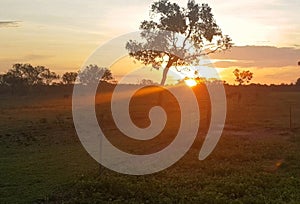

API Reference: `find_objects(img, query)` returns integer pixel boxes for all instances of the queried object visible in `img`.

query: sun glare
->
[184,78,197,87]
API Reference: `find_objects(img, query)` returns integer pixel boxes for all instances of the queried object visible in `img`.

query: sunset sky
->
[0,0,299,84]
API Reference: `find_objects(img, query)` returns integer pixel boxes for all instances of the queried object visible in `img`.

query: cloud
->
[1,54,53,62]
[0,21,21,28]
[211,46,300,68]
[21,54,53,61]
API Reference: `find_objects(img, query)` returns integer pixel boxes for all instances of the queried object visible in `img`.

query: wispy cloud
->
[0,54,53,62]
[0,20,21,28]
[211,46,300,68]
[21,54,53,61]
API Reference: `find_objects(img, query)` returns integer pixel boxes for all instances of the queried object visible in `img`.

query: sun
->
[184,78,197,87]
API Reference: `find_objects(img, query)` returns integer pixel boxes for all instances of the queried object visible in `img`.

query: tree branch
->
[181,25,192,51]
[184,44,225,60]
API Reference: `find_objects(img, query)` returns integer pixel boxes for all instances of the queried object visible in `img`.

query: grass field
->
[0,85,300,203]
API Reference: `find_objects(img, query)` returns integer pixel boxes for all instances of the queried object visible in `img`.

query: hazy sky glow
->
[0,0,299,84]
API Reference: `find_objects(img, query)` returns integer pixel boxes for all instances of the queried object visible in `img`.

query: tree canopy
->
[78,65,113,85]
[139,79,158,86]
[1,63,59,86]
[62,72,78,85]
[0,63,114,88]
[233,69,253,85]
[296,78,300,86]
[126,0,232,85]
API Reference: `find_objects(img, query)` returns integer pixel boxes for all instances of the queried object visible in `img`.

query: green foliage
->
[1,86,300,203]
[126,0,232,85]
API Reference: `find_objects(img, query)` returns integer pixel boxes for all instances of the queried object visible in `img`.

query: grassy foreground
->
[0,85,300,203]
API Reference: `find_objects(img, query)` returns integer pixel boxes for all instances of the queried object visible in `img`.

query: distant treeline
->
[0,63,113,87]
[0,63,300,95]
[0,63,115,95]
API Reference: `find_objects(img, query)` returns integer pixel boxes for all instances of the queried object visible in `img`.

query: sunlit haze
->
[0,0,299,84]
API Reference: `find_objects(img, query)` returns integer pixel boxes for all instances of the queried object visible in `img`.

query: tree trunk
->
[160,66,170,86]
[158,60,173,105]
[160,60,173,86]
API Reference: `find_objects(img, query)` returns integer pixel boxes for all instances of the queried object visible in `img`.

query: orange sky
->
[0,0,299,84]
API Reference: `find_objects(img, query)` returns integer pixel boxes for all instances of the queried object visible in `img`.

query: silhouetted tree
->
[1,71,25,88]
[139,79,158,85]
[62,72,78,85]
[296,78,300,86]
[126,0,232,85]
[194,77,208,84]
[37,66,60,85]
[78,65,113,85]
[233,69,253,85]
[297,62,300,86]
[0,74,4,86]
[1,64,59,86]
